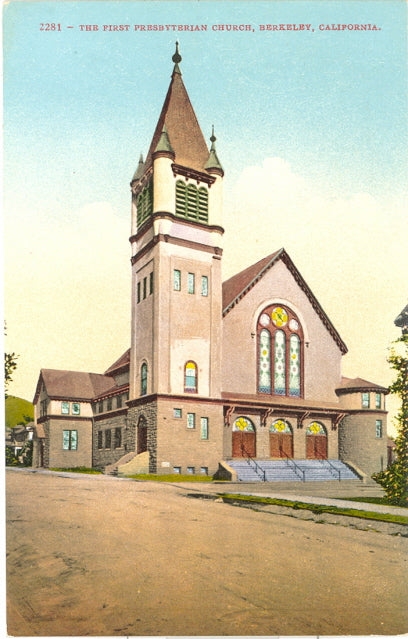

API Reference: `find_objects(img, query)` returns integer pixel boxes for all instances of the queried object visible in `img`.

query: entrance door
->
[269,432,293,458]
[306,422,327,459]
[232,417,256,458]
[137,416,148,453]
[269,419,293,458]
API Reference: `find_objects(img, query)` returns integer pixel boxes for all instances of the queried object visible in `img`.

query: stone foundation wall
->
[92,413,129,468]
[128,400,158,473]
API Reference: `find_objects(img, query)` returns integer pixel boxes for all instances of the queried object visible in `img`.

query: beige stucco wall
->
[222,259,343,403]
[338,390,386,411]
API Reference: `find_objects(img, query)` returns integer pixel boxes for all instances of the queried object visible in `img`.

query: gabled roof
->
[144,59,210,173]
[33,369,115,404]
[104,349,130,376]
[336,377,389,395]
[222,247,348,355]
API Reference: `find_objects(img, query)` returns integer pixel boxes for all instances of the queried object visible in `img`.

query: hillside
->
[5,396,34,430]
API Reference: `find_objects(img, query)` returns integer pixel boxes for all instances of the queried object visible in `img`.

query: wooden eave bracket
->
[261,408,274,427]
[224,405,234,427]
[332,413,346,430]
[297,411,310,429]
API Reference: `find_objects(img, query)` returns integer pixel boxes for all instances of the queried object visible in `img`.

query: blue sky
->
[3,1,408,425]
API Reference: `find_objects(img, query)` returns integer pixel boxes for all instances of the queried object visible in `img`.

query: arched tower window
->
[175,180,208,223]
[140,362,148,396]
[137,182,153,226]
[257,305,303,397]
[184,361,198,393]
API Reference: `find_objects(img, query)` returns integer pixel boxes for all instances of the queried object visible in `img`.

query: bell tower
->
[128,45,225,474]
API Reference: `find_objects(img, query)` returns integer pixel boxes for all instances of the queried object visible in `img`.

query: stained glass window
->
[270,419,292,434]
[274,330,286,395]
[233,417,255,432]
[187,413,196,428]
[257,304,303,398]
[289,334,301,396]
[306,422,326,436]
[185,361,197,392]
[141,363,148,396]
[258,329,271,393]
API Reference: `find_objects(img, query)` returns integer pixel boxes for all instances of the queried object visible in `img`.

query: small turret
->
[205,126,224,177]
[131,154,145,183]
[153,125,175,159]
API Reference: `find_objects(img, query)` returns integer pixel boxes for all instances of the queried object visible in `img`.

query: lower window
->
[173,466,181,474]
[187,466,195,474]
[63,430,78,450]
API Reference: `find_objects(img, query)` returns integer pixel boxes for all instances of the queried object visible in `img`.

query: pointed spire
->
[204,126,224,175]
[172,41,182,75]
[132,153,145,181]
[153,124,175,156]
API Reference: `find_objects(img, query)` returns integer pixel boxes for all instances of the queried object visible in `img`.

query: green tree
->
[4,351,18,398]
[372,333,408,506]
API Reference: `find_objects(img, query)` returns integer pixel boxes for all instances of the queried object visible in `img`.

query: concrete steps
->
[226,459,359,482]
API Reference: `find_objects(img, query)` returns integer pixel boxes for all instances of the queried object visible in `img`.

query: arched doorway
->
[137,415,148,454]
[306,422,327,459]
[232,417,256,458]
[270,419,293,458]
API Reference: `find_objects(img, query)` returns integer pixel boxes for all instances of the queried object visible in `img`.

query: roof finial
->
[172,41,182,64]
[210,125,216,148]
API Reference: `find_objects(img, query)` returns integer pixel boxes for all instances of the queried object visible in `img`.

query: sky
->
[3,0,407,434]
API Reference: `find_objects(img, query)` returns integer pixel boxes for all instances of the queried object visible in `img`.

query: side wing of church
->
[32,46,388,480]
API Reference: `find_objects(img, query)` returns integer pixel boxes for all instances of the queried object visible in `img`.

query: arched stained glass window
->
[257,304,303,398]
[289,334,301,397]
[184,361,197,393]
[232,417,255,432]
[274,330,286,395]
[270,419,292,434]
[306,422,326,436]
[258,329,271,393]
[175,180,208,223]
[141,363,148,396]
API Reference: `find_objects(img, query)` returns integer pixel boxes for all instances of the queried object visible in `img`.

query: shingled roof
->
[104,348,130,376]
[33,369,115,404]
[336,377,389,395]
[144,54,210,173]
[222,248,348,355]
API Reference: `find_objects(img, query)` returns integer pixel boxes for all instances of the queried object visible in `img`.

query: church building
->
[32,46,388,481]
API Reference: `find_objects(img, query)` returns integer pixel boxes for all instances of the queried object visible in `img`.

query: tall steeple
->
[144,43,210,173]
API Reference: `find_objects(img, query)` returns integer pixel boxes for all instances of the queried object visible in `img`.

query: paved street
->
[6,470,408,636]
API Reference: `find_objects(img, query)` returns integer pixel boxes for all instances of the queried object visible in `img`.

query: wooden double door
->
[232,430,256,458]
[269,432,293,458]
[306,435,327,459]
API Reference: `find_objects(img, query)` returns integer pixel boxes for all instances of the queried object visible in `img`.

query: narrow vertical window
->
[376,420,383,438]
[185,361,197,392]
[274,330,286,395]
[188,273,195,294]
[258,329,271,393]
[61,402,69,415]
[143,277,147,299]
[200,417,209,440]
[141,363,148,396]
[362,392,370,408]
[150,271,154,295]
[97,431,103,449]
[114,428,122,448]
[201,275,208,297]
[137,281,141,303]
[375,393,381,409]
[289,334,301,397]
[72,403,80,416]
[105,429,111,448]
[187,413,196,429]
[174,269,181,291]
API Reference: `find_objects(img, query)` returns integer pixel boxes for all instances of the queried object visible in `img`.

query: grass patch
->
[127,473,213,482]
[49,467,102,475]
[218,493,408,525]
[335,496,408,509]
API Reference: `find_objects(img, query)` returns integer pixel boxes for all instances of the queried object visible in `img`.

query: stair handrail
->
[281,451,305,482]
[316,455,341,481]
[240,444,266,482]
